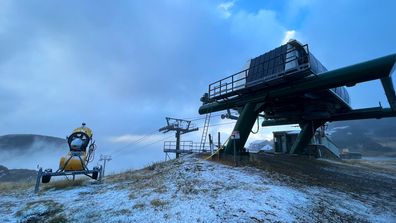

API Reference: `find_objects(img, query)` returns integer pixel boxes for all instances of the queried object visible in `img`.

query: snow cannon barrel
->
[68,125,93,152]
[59,123,94,171]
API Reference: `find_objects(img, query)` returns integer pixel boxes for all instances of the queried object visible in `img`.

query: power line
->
[110,129,159,157]
[112,134,174,159]
[141,134,174,148]
[108,119,237,158]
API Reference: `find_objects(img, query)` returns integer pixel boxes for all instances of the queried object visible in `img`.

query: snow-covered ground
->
[0,155,395,222]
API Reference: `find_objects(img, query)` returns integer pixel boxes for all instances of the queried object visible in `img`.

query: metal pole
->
[99,155,111,179]
[218,132,221,160]
[176,130,181,158]
[218,132,221,148]
[233,138,236,166]
[209,134,213,154]
[34,168,43,193]
[102,159,107,178]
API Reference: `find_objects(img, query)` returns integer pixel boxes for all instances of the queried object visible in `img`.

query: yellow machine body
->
[59,152,87,171]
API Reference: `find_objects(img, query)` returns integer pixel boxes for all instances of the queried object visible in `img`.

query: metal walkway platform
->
[208,41,313,101]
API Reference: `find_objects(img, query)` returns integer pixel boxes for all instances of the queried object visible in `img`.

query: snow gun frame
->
[34,123,103,193]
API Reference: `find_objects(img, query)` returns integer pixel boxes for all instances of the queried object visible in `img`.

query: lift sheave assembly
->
[35,123,102,192]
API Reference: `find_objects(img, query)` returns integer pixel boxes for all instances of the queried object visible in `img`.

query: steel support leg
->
[224,102,261,154]
[290,121,324,154]
[381,76,396,111]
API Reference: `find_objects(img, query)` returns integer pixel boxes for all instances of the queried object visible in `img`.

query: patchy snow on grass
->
[0,155,395,222]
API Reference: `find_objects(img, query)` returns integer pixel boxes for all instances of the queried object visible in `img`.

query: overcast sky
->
[0,0,395,171]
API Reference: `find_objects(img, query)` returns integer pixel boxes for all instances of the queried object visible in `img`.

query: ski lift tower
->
[199,40,396,157]
[159,117,199,158]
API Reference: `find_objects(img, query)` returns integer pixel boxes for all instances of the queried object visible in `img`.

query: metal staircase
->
[319,135,341,158]
[199,113,211,151]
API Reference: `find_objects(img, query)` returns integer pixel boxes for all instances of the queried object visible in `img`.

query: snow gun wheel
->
[92,166,100,180]
[92,171,98,180]
[41,169,52,183]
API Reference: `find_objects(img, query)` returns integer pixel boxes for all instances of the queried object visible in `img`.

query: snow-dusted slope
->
[0,155,394,222]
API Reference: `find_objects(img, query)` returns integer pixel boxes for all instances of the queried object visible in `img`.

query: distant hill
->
[0,134,68,170]
[328,118,396,157]
[248,140,273,152]
[0,165,36,182]
[0,134,66,154]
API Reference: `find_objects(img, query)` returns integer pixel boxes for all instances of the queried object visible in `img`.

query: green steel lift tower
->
[199,40,396,156]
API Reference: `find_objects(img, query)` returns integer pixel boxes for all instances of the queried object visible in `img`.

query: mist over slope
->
[1,116,396,171]
[328,118,396,156]
[0,133,167,173]
[0,134,66,152]
[0,165,36,183]
[0,134,66,153]
[0,134,68,170]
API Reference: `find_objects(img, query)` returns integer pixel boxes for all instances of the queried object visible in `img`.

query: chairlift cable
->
[110,129,161,156]
[109,120,237,157]
[112,134,174,159]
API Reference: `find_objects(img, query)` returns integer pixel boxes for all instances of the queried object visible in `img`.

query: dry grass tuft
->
[107,169,141,182]
[150,199,168,208]
[179,179,201,195]
[107,159,174,193]
[15,199,67,223]
[133,203,145,209]
[144,161,167,171]
[113,208,132,216]
[0,181,34,194]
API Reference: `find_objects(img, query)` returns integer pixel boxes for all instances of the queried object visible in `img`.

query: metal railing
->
[163,141,193,153]
[193,142,211,152]
[209,69,248,99]
[163,141,211,153]
[208,44,310,100]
